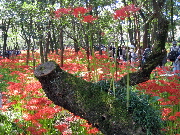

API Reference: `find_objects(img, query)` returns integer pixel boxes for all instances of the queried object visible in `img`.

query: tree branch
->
[34,61,146,134]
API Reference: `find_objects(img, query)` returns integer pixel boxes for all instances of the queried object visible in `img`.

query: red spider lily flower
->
[168,96,177,101]
[72,7,91,17]
[168,95,179,105]
[23,113,33,121]
[166,88,179,95]
[160,100,172,105]
[161,108,172,117]
[54,8,72,18]
[27,126,47,135]
[65,116,76,122]
[6,82,24,96]
[22,105,39,111]
[54,12,61,18]
[0,74,3,78]
[168,115,177,121]
[87,128,99,134]
[82,15,97,23]
[13,119,20,123]
[80,123,92,127]
[26,126,36,133]
[175,112,180,117]
[54,124,68,132]
[27,97,52,106]
[32,106,62,120]
[31,119,42,127]
[114,4,140,20]
[125,4,140,13]
[62,131,72,135]
[57,8,72,14]
[36,128,48,134]
[114,8,128,20]
[157,98,164,102]
[23,82,44,97]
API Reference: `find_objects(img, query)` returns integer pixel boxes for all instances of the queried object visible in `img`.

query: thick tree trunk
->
[34,61,147,135]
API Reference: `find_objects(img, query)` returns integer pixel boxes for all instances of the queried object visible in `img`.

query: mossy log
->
[34,61,146,135]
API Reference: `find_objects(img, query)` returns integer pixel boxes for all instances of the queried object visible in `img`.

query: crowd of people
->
[107,44,150,66]
[0,50,21,59]
[1,42,180,76]
[106,41,180,76]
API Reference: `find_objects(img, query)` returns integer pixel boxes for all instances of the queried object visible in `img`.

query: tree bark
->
[34,61,148,135]
[59,29,64,67]
[2,19,11,59]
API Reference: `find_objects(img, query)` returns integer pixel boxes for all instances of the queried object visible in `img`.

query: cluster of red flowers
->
[54,6,97,23]
[114,4,140,20]
[0,52,101,134]
[72,7,92,17]
[54,8,72,18]
[136,67,180,133]
[54,4,140,23]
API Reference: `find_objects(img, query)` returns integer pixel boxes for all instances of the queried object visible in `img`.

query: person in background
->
[159,49,167,69]
[173,55,180,76]
[116,46,122,60]
[136,46,143,64]
[142,45,151,64]
[129,48,137,67]
[170,41,179,52]
[169,41,180,70]
[108,46,113,57]
[112,46,116,58]
[122,45,127,61]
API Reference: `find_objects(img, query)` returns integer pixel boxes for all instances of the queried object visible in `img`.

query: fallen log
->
[34,61,163,135]
[34,61,136,134]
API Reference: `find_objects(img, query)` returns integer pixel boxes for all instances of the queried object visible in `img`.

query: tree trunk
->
[170,0,175,40]
[142,22,150,49]
[44,21,51,62]
[39,37,44,64]
[59,29,64,67]
[34,61,147,135]
[2,33,8,58]
[2,19,11,59]
[26,38,31,65]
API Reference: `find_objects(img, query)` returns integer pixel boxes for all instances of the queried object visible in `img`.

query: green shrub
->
[97,80,165,135]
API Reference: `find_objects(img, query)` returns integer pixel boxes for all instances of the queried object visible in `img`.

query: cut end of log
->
[34,61,59,77]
